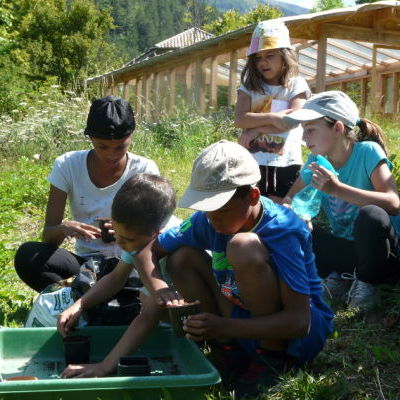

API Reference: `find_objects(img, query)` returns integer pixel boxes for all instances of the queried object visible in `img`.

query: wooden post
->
[168,68,176,113]
[210,56,218,109]
[360,78,368,116]
[371,45,380,112]
[339,81,347,92]
[153,72,161,120]
[392,72,399,114]
[122,81,130,100]
[195,59,206,113]
[316,34,327,93]
[143,74,153,121]
[228,50,238,106]
[135,78,143,121]
[184,64,193,106]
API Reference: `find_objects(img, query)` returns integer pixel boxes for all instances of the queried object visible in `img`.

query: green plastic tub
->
[0,325,220,400]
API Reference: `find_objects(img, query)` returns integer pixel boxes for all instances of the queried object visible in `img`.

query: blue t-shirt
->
[158,196,333,363]
[301,141,400,240]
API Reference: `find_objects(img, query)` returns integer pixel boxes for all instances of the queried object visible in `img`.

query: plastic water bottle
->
[292,155,337,220]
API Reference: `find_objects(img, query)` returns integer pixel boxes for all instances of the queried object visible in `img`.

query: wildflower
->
[33,154,41,160]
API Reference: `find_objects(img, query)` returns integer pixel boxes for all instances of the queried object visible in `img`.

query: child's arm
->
[57,260,133,336]
[61,296,161,378]
[135,239,183,306]
[310,161,400,215]
[235,91,307,132]
[281,176,307,207]
[183,279,310,342]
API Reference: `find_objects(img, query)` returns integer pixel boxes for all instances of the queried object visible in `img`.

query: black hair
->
[112,174,176,235]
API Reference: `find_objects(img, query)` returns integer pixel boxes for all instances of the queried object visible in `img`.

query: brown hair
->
[324,116,388,154]
[240,48,299,93]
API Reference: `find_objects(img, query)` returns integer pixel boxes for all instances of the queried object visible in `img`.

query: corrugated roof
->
[155,27,214,49]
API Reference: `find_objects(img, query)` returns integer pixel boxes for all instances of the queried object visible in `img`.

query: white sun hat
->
[178,140,261,212]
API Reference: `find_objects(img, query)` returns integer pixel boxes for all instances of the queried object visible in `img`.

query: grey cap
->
[179,140,261,211]
[283,91,359,128]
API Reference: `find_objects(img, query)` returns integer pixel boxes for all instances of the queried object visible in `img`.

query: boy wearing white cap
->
[136,140,333,396]
[235,20,311,203]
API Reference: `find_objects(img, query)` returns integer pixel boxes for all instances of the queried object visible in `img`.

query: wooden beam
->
[194,59,206,113]
[339,81,347,92]
[122,81,129,100]
[135,78,142,120]
[168,68,176,113]
[152,72,161,121]
[316,34,327,93]
[143,75,152,121]
[210,56,218,109]
[184,64,193,105]
[360,77,368,116]
[393,72,399,113]
[323,23,400,46]
[228,50,238,106]
[371,45,380,112]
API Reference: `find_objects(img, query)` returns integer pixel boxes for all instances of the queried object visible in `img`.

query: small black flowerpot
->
[63,335,90,366]
[118,356,151,376]
[168,302,200,337]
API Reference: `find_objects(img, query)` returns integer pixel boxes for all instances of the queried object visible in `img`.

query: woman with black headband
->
[14,96,159,292]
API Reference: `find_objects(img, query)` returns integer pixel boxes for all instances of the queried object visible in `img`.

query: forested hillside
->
[93,0,218,59]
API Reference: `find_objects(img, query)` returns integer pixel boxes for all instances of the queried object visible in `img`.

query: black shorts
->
[258,165,301,198]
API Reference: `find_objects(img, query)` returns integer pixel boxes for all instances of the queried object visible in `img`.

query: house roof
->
[155,27,214,49]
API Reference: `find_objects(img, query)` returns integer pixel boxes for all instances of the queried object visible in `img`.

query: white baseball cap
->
[283,90,359,128]
[178,140,261,211]
[247,20,292,57]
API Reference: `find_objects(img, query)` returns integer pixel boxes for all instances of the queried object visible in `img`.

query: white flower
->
[33,154,41,160]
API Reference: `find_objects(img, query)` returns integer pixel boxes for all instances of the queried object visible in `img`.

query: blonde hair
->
[324,117,388,154]
[240,48,299,93]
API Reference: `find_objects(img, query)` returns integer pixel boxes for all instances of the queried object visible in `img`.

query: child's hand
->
[238,129,259,149]
[61,362,110,378]
[271,110,292,131]
[309,163,340,195]
[155,288,184,307]
[62,220,101,241]
[183,312,225,341]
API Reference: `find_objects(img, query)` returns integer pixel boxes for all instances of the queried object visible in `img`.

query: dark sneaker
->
[208,341,251,385]
[234,348,297,398]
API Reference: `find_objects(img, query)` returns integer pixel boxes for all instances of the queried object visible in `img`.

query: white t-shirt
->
[238,76,311,167]
[48,150,160,258]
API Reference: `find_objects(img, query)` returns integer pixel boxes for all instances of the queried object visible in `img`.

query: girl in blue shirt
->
[283,91,400,310]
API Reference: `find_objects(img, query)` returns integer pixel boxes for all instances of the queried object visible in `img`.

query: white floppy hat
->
[283,91,359,128]
[247,20,292,57]
[179,140,261,211]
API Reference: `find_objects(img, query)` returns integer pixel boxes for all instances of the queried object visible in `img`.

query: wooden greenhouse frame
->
[86,1,400,121]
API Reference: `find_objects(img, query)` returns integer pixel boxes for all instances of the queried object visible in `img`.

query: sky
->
[283,0,356,8]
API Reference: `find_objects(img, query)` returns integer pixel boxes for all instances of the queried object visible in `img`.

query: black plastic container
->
[117,356,151,376]
[168,303,200,337]
[98,218,115,243]
[63,335,90,365]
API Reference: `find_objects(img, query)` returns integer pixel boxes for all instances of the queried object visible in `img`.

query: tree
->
[10,0,117,87]
[203,3,283,36]
[311,0,345,13]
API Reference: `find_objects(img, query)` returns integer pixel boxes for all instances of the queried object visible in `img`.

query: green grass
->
[0,95,400,399]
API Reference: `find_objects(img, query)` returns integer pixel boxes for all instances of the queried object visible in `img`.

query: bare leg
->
[227,232,285,350]
[167,247,232,319]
